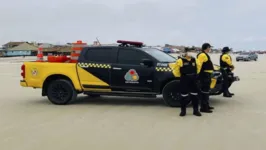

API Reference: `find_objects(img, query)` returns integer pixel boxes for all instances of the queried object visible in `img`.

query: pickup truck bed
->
[21,62,82,91]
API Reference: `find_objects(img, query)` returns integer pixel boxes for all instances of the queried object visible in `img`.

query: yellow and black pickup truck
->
[20,41,239,107]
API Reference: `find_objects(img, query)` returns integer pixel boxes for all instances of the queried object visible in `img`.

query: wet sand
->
[0,54,266,150]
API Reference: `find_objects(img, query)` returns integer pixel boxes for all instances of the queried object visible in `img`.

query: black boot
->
[193,104,202,116]
[200,107,213,113]
[179,95,188,117]
[193,110,202,116]
[200,94,213,113]
[191,94,201,116]
[205,95,214,110]
[180,108,186,117]
[208,106,214,110]
[223,91,232,98]
[229,92,234,96]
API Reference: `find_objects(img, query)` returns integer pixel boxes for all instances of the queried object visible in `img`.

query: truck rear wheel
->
[47,79,77,105]
[162,80,191,107]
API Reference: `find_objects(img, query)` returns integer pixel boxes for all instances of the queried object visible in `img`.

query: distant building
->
[165,44,186,52]
[0,47,5,57]
[3,43,38,57]
[42,46,72,55]
[2,41,26,49]
[38,43,54,48]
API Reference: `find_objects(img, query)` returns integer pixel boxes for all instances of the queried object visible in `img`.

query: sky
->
[0,0,266,50]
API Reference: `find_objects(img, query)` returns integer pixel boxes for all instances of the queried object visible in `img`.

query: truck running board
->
[83,91,157,98]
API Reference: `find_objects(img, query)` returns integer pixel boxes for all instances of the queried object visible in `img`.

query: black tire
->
[47,79,77,105]
[236,59,239,62]
[162,80,191,107]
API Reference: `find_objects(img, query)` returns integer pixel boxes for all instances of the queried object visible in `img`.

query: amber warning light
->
[117,40,143,47]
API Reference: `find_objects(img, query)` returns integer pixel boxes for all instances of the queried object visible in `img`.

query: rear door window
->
[84,48,118,63]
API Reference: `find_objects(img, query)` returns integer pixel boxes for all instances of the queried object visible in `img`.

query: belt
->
[203,70,213,73]
[183,73,196,76]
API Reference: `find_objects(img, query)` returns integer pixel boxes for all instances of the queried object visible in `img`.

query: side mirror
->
[140,59,153,67]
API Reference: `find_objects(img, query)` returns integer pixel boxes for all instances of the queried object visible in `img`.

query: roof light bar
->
[117,40,143,47]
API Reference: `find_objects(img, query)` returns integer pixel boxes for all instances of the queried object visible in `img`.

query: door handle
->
[113,67,122,70]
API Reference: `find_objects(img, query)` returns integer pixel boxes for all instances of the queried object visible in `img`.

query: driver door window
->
[117,49,149,65]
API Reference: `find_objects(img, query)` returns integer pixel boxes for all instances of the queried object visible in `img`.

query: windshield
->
[142,48,176,62]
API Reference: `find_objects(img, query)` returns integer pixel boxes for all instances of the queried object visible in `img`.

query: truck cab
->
[76,42,177,96]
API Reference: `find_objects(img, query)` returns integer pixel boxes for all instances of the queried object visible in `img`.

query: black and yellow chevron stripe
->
[155,67,172,72]
[78,62,111,69]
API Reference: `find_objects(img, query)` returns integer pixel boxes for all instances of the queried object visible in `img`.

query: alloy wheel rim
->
[168,91,180,101]
[51,83,70,102]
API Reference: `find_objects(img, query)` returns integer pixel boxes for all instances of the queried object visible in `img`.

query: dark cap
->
[222,47,231,52]
[202,43,212,50]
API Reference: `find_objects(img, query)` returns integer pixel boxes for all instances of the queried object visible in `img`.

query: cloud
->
[0,0,265,49]
[243,36,266,42]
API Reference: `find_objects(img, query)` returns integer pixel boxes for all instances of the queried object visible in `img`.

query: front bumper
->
[234,76,240,81]
[20,80,28,87]
[228,74,240,81]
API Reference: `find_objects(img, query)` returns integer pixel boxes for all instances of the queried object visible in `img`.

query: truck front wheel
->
[47,79,77,105]
[162,80,191,107]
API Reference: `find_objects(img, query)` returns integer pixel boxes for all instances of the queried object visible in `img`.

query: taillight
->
[21,64,25,78]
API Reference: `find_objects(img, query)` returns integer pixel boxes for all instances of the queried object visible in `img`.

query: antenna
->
[96,37,101,46]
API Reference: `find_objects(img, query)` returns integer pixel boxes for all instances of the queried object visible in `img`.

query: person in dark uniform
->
[197,43,214,113]
[220,47,235,97]
[174,48,202,117]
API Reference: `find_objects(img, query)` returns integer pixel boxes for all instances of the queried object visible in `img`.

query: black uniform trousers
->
[179,74,199,111]
[199,72,212,109]
[221,68,232,93]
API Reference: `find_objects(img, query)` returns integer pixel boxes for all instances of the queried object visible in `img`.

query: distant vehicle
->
[163,47,173,53]
[172,48,180,53]
[258,51,266,54]
[236,52,258,61]
[152,47,163,51]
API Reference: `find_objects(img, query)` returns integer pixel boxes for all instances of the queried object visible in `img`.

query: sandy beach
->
[0,54,266,150]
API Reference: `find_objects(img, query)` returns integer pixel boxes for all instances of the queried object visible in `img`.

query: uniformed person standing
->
[174,48,202,117]
[220,47,235,97]
[197,43,214,113]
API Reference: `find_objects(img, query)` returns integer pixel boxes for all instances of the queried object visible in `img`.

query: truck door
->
[77,47,118,91]
[110,48,155,92]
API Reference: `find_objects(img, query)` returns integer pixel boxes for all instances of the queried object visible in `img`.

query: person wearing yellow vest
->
[174,48,202,117]
[220,47,235,97]
[197,43,214,113]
